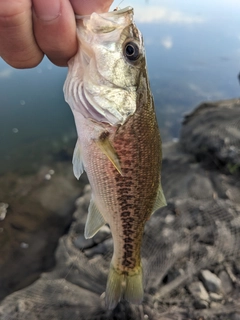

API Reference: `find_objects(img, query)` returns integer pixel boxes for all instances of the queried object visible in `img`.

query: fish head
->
[64,7,148,126]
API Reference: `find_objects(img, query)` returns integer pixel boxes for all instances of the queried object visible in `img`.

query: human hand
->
[0,0,113,68]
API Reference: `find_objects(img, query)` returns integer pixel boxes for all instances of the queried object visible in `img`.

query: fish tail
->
[105,263,143,310]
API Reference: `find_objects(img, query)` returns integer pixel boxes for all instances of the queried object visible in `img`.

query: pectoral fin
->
[85,199,106,239]
[151,183,167,214]
[95,133,122,176]
[72,140,84,180]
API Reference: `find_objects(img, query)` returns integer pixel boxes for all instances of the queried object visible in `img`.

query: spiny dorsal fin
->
[95,132,122,176]
[85,199,106,239]
[151,183,167,215]
[72,140,84,180]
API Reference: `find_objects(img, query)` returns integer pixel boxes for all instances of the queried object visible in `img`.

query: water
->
[0,0,239,174]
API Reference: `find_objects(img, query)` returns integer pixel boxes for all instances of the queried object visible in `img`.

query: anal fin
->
[85,199,106,239]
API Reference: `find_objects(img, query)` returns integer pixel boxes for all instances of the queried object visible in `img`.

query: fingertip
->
[33,0,78,67]
[1,49,44,69]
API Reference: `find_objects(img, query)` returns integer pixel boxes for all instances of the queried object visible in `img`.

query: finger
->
[0,0,43,68]
[32,0,78,67]
[70,0,113,15]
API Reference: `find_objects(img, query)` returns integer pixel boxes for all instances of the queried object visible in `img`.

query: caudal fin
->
[105,264,143,310]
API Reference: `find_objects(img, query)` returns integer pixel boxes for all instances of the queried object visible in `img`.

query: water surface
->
[0,0,239,174]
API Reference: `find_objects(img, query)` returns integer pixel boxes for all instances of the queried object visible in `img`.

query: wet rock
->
[199,270,223,294]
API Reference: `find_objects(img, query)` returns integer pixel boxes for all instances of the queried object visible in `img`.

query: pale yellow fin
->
[105,264,143,310]
[95,134,122,176]
[84,199,106,239]
[151,183,167,214]
[72,140,84,180]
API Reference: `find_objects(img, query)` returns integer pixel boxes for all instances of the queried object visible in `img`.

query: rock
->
[188,281,209,302]
[0,162,83,301]
[74,235,94,250]
[199,270,223,294]
[181,99,240,173]
[193,299,209,309]
[218,270,233,294]
[209,292,223,302]
[93,225,111,244]
[84,238,113,258]
[209,302,222,309]
[0,203,8,221]
[230,216,240,229]
[192,226,214,245]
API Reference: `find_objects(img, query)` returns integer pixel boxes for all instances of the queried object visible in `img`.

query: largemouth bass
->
[63,6,166,310]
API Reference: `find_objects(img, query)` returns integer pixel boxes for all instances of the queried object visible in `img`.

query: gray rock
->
[93,225,111,244]
[188,281,209,301]
[193,299,209,309]
[84,238,113,258]
[218,270,233,294]
[0,163,82,301]
[230,216,240,229]
[181,99,240,172]
[209,292,223,302]
[74,235,94,250]
[0,203,8,221]
[210,302,223,309]
[199,270,223,293]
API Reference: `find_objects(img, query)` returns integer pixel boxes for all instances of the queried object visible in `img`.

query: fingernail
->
[33,0,61,21]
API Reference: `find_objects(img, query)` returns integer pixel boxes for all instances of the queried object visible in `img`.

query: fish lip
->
[75,6,133,20]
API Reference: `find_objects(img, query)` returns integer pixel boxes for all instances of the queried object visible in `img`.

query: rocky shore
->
[0,98,239,320]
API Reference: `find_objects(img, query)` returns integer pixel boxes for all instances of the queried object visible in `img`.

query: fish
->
[63,6,166,310]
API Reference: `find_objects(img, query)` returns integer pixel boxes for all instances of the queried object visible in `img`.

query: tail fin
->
[105,264,143,310]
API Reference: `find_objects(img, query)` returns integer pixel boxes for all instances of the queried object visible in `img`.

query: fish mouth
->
[75,6,133,20]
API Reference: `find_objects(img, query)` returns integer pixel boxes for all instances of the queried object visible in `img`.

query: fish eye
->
[124,41,140,61]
